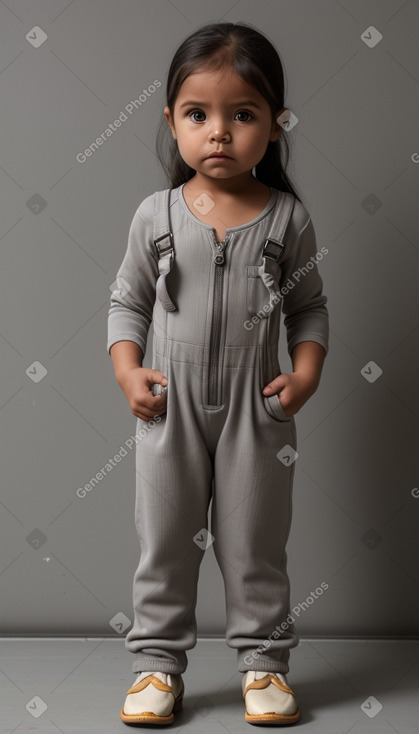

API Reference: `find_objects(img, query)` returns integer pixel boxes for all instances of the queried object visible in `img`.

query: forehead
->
[176,67,262,101]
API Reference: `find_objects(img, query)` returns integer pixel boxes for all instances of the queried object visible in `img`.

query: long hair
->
[155,21,302,202]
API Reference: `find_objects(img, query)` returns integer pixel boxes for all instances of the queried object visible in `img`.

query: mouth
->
[207,153,233,159]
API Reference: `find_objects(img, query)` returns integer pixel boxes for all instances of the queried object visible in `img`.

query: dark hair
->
[156,21,302,202]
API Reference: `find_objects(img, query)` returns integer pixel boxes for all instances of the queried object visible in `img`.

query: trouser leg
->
[125,372,214,675]
[210,371,299,674]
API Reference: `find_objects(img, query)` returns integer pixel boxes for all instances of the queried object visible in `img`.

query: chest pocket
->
[246,245,283,318]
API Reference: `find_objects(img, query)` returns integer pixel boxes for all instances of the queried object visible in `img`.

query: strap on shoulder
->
[262,190,295,265]
[153,188,176,312]
[257,190,295,318]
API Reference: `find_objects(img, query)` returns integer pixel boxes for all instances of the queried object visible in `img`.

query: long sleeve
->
[280,205,329,357]
[107,195,159,357]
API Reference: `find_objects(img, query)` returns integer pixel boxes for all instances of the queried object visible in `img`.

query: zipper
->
[208,232,230,405]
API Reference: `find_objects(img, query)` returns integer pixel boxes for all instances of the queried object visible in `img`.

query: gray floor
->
[2,638,418,732]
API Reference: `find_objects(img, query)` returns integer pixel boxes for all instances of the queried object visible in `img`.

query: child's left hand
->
[263,371,319,417]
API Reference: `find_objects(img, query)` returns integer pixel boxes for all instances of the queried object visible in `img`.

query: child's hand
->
[263,371,320,417]
[118,367,168,421]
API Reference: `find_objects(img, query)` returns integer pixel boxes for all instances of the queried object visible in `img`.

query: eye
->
[188,109,206,122]
[235,110,253,122]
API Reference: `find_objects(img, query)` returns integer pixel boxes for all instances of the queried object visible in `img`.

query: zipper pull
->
[213,234,229,265]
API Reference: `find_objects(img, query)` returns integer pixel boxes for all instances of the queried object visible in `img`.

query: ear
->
[163,106,177,140]
[269,108,290,141]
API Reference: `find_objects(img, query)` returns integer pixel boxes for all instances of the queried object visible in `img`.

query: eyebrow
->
[179,100,261,109]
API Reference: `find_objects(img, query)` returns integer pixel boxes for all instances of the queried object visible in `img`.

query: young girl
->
[108,21,328,727]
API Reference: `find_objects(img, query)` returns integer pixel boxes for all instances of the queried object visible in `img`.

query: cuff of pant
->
[237,649,289,674]
[133,656,186,675]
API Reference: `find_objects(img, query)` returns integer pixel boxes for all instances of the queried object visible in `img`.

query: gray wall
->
[1,0,418,640]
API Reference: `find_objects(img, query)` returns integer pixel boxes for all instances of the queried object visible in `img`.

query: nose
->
[209,121,231,142]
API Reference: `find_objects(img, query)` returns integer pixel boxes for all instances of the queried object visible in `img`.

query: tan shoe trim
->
[126,674,174,696]
[245,710,301,724]
[243,673,296,699]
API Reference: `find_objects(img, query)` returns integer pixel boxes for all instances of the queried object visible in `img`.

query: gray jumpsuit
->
[107,183,329,675]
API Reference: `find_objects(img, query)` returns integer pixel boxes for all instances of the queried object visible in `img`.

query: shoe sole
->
[120,689,183,725]
[245,708,301,725]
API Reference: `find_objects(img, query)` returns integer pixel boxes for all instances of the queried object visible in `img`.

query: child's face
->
[164,65,286,186]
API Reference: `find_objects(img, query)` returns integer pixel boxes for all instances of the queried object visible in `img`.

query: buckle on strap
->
[154,230,173,256]
[262,237,284,262]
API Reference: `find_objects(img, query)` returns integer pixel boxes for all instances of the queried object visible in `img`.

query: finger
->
[142,392,167,413]
[148,370,168,386]
[263,377,286,394]
[134,406,166,421]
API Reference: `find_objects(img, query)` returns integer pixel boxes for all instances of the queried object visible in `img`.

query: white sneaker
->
[242,670,300,725]
[120,671,184,725]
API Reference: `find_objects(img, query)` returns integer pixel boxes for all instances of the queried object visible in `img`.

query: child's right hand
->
[118,367,168,421]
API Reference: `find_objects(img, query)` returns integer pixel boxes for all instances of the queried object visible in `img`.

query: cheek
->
[247,130,271,156]
[240,135,265,159]
[178,133,197,151]
[176,135,199,163]
[177,124,198,141]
